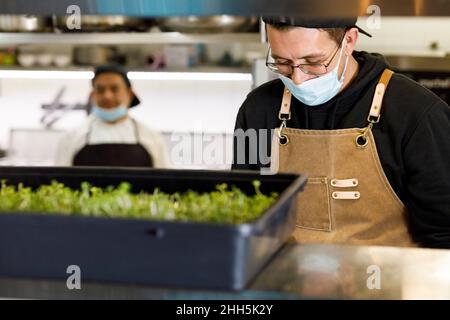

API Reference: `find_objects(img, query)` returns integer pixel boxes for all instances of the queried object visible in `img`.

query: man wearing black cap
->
[55,64,169,168]
[232,17,450,248]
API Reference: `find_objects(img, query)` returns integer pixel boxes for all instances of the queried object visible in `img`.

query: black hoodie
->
[232,51,450,248]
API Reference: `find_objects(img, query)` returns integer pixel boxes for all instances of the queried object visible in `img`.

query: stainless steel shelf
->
[0,32,261,45]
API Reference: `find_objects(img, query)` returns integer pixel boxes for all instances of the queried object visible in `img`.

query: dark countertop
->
[1,243,449,300]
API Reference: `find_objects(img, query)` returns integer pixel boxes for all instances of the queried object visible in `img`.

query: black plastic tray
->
[0,167,306,291]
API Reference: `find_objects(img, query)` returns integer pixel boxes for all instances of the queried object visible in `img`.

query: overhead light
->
[0,70,94,80]
[0,70,252,81]
[128,71,252,81]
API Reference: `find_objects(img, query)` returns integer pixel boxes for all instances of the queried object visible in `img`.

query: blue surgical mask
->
[279,38,349,106]
[92,105,128,122]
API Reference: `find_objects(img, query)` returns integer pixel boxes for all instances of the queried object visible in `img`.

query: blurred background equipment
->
[53,15,154,32]
[0,14,52,32]
[158,15,258,33]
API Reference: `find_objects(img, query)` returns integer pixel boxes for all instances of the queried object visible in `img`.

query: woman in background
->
[55,64,169,168]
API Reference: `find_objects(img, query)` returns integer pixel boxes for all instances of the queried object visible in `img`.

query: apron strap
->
[367,68,394,124]
[276,68,395,147]
[277,68,395,124]
[279,88,292,120]
[356,68,394,148]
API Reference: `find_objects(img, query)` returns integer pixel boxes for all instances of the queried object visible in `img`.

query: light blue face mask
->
[92,105,128,122]
[279,37,349,106]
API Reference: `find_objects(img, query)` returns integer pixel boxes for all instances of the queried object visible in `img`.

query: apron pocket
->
[296,177,332,232]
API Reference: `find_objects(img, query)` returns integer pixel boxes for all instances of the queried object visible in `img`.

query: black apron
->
[73,118,154,167]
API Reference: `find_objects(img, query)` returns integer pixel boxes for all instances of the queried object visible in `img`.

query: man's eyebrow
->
[272,53,325,61]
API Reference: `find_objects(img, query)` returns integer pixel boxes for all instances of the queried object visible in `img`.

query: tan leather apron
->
[271,69,417,247]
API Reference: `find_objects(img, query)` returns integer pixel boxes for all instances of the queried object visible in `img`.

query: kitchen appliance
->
[386,55,450,105]
[0,15,52,32]
[73,46,121,66]
[54,15,153,32]
[0,167,306,290]
[158,15,259,33]
[406,71,450,105]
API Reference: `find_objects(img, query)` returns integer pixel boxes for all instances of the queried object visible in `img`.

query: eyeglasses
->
[265,39,343,77]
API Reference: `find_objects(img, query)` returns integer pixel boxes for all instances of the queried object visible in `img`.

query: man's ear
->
[345,27,359,56]
[129,89,134,104]
[89,91,95,103]
[86,91,95,114]
[126,89,135,108]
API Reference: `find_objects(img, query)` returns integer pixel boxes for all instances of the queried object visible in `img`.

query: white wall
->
[0,76,252,150]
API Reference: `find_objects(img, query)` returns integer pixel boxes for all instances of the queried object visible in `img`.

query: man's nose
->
[102,89,114,100]
[290,67,310,85]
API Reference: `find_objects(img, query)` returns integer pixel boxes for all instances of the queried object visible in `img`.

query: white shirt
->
[55,115,170,168]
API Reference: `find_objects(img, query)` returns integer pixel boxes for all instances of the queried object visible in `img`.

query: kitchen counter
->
[1,243,449,300]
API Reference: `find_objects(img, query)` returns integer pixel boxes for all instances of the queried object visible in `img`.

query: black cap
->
[92,64,141,108]
[262,16,372,37]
